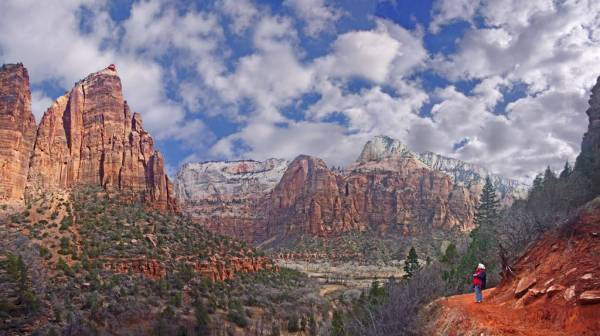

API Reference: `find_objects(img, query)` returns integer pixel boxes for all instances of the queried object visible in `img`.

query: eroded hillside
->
[426,198,600,335]
[0,186,328,335]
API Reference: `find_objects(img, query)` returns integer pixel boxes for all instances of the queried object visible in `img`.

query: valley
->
[0,34,600,336]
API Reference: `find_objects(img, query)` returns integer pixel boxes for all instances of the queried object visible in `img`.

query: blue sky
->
[1,0,600,181]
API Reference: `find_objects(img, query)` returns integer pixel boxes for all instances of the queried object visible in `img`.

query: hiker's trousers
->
[474,285,483,302]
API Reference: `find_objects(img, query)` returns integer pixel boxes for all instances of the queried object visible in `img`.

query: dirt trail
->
[439,288,570,336]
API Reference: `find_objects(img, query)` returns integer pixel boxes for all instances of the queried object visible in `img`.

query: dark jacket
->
[473,269,486,289]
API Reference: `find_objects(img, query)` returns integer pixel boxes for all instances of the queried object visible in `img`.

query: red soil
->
[429,198,600,335]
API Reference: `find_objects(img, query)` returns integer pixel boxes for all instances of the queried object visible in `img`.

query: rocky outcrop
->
[100,256,277,281]
[577,76,600,170]
[27,65,175,210]
[0,64,37,202]
[426,198,600,335]
[192,256,277,282]
[175,135,527,243]
[101,257,165,279]
[174,159,288,241]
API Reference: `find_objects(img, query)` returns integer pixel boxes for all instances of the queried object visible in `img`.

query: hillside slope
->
[0,186,326,335]
[427,198,600,335]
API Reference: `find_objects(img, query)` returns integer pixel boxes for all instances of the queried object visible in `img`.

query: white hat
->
[478,263,486,270]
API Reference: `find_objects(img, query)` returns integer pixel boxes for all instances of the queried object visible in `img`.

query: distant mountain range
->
[174,135,528,243]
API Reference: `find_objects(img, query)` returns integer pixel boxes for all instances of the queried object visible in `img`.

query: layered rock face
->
[174,159,288,241]
[358,136,527,200]
[27,65,175,209]
[267,151,477,239]
[0,64,37,201]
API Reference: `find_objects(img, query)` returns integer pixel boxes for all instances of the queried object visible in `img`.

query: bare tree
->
[343,264,446,336]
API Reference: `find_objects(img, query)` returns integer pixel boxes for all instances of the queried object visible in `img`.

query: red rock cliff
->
[266,153,477,239]
[28,65,175,210]
[0,63,37,202]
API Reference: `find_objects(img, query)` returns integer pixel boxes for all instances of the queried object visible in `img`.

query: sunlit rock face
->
[266,151,478,240]
[174,159,288,242]
[0,63,37,202]
[28,65,175,210]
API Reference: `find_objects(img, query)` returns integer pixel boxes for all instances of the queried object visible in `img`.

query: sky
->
[1,0,600,182]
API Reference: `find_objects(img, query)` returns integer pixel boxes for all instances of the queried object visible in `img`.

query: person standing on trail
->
[473,263,486,303]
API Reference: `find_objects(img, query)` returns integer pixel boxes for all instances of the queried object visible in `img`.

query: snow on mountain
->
[174,158,289,203]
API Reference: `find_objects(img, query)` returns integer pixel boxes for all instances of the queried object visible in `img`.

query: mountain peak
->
[357,135,412,162]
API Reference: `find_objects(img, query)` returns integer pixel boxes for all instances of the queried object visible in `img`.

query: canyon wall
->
[176,137,486,242]
[266,150,477,240]
[174,159,288,241]
[0,63,175,210]
[0,64,37,202]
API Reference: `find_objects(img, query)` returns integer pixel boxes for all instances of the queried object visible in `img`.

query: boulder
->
[564,285,576,301]
[546,284,566,295]
[578,290,600,304]
[515,277,537,297]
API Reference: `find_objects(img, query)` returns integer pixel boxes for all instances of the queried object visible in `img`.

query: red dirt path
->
[438,288,597,336]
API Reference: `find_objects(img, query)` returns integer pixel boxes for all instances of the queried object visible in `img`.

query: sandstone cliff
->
[174,159,288,241]
[359,136,527,200]
[0,63,37,202]
[27,65,175,209]
[266,151,477,239]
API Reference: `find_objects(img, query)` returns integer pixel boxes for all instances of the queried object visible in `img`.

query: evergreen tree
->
[532,173,544,191]
[543,166,557,185]
[559,161,572,180]
[443,177,500,293]
[331,311,345,336]
[474,176,500,228]
[440,243,459,264]
[403,246,420,280]
[469,176,499,281]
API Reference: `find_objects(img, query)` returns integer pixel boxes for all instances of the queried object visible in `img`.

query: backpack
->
[481,271,487,289]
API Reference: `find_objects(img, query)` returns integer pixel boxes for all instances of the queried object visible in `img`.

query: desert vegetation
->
[0,185,330,335]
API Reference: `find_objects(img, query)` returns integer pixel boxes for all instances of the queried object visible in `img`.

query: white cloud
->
[284,0,343,37]
[429,0,481,33]
[218,0,260,34]
[30,90,53,122]
[210,121,366,166]
[426,0,600,180]
[0,0,216,147]
[206,16,313,122]
[0,1,113,86]
[318,30,399,83]
[314,20,426,84]
[2,0,599,182]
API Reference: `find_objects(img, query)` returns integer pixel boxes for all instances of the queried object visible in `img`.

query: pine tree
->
[447,176,500,292]
[474,176,500,228]
[532,173,544,191]
[543,166,557,185]
[559,161,572,180]
[403,246,420,280]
